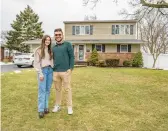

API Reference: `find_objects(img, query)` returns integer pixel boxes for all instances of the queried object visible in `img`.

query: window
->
[96,45,102,52]
[120,25,125,34]
[125,25,130,34]
[112,24,134,35]
[74,25,90,35]
[81,26,85,34]
[75,26,80,35]
[85,26,90,34]
[120,45,128,52]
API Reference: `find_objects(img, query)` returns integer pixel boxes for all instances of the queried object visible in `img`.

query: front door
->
[78,45,84,61]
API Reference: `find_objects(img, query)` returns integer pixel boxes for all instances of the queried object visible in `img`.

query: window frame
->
[125,25,130,35]
[74,25,90,35]
[112,24,134,35]
[95,44,102,52]
[120,44,128,53]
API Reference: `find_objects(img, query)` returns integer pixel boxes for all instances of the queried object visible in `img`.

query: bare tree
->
[121,0,168,20]
[140,11,168,68]
[83,0,168,19]
[84,14,97,20]
[160,25,168,54]
[0,31,8,45]
[83,0,168,8]
[140,0,168,8]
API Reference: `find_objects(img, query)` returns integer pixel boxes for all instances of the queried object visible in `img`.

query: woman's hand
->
[39,76,44,81]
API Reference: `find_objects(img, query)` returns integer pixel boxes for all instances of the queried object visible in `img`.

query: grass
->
[1,67,168,131]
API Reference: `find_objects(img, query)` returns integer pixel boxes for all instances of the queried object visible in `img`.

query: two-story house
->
[64,20,143,65]
[25,20,143,65]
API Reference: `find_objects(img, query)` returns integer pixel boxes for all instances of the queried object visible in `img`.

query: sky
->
[0,0,131,36]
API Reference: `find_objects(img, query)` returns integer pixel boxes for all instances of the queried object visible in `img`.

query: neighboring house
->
[0,45,5,61]
[0,39,5,61]
[24,39,42,53]
[25,20,143,65]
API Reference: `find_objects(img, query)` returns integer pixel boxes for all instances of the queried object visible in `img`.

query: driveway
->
[1,62,33,73]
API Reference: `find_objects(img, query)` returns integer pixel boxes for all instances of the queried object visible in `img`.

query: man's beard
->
[56,38,63,43]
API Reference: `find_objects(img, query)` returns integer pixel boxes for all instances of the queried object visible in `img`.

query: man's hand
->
[67,69,72,74]
[39,76,44,81]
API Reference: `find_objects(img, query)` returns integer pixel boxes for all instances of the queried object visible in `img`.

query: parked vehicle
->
[13,53,34,68]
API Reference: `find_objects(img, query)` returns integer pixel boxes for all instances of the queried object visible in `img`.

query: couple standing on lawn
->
[34,28,74,119]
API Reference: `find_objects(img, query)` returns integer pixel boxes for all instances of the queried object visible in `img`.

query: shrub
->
[105,59,119,67]
[132,52,143,67]
[97,60,106,67]
[123,60,132,67]
[88,48,98,66]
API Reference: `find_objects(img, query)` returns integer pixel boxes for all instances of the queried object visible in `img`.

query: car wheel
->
[31,61,34,67]
[17,65,22,68]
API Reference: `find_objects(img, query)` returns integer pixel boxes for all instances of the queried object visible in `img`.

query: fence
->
[142,53,168,69]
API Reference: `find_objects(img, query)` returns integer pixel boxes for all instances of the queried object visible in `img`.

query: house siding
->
[86,44,92,52]
[65,22,137,40]
[132,44,140,52]
[105,45,116,53]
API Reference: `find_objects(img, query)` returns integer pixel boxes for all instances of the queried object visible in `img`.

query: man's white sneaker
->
[68,107,73,115]
[52,105,61,113]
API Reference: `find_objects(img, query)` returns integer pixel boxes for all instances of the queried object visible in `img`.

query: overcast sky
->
[1,0,131,36]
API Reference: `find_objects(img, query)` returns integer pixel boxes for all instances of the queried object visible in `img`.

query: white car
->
[13,53,34,68]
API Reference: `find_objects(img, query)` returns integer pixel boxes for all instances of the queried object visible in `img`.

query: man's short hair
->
[54,28,63,33]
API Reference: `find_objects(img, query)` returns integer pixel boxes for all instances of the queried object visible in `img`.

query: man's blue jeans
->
[38,66,53,112]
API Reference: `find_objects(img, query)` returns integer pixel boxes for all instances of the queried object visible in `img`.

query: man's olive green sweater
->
[52,41,74,72]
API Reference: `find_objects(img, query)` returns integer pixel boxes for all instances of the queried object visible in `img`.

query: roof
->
[68,39,143,44]
[23,38,56,44]
[64,20,137,24]
[24,39,41,44]
[24,39,143,45]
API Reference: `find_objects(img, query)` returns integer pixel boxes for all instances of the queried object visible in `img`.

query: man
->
[52,28,74,115]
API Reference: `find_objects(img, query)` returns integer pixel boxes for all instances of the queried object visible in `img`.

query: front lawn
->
[1,67,168,131]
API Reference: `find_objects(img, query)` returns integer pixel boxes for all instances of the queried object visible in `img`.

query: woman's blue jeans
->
[38,66,53,112]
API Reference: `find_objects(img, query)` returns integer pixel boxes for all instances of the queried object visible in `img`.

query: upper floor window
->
[72,25,92,35]
[112,24,134,35]
[125,25,130,34]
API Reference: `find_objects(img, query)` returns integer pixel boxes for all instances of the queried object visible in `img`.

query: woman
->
[34,35,53,119]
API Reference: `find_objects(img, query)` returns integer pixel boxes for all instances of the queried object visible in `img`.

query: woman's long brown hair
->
[40,35,52,60]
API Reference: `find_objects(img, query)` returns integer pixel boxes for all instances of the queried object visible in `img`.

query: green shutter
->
[102,44,105,52]
[90,25,93,35]
[130,25,133,35]
[92,44,95,51]
[72,26,75,35]
[128,44,131,52]
[117,44,120,52]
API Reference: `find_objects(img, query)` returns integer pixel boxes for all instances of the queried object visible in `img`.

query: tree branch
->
[141,0,168,8]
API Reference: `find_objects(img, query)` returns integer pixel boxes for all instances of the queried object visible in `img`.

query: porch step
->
[74,65,87,68]
[75,61,88,66]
